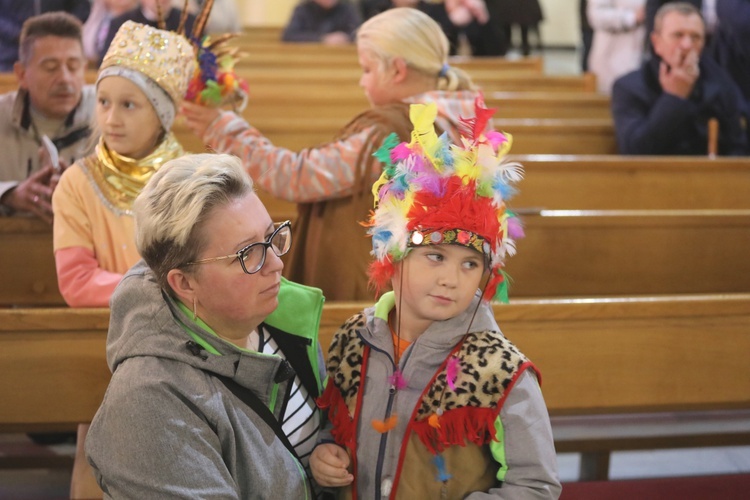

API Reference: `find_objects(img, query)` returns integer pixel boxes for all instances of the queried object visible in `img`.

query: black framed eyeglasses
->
[186,220,292,275]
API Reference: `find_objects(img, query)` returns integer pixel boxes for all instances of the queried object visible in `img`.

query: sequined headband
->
[409,228,489,257]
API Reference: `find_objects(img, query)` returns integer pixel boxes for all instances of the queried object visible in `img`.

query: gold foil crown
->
[100,21,196,105]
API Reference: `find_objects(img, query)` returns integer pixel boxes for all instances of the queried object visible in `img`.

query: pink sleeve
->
[202,111,374,203]
[55,246,123,307]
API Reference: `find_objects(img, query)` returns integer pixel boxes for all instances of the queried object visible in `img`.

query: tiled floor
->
[540,47,584,76]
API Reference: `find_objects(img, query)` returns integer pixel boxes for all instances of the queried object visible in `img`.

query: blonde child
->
[181,7,489,301]
[311,102,561,498]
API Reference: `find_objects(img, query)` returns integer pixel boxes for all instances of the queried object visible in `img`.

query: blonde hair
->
[133,153,254,291]
[356,7,476,92]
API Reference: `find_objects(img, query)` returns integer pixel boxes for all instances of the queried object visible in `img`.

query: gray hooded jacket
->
[86,261,322,499]
[322,292,561,499]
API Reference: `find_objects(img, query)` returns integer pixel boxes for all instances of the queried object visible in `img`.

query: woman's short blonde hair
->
[356,7,475,91]
[133,153,254,291]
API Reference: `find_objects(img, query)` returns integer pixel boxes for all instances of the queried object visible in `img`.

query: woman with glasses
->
[84,153,326,498]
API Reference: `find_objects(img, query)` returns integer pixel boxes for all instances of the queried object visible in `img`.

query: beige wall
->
[539,0,580,47]
[239,0,298,27]
[236,0,581,47]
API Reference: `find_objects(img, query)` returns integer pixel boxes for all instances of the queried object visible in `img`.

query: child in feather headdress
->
[310,101,561,499]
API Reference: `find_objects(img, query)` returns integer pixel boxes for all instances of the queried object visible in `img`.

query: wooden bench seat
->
[2,293,749,482]
[234,26,284,44]
[4,156,748,306]
[512,155,750,210]
[233,72,597,93]
[237,50,544,74]
[507,209,750,297]
[236,65,542,83]
[171,117,616,154]
[9,209,744,306]
[238,91,611,120]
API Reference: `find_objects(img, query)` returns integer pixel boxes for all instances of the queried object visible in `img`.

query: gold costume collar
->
[83,134,184,215]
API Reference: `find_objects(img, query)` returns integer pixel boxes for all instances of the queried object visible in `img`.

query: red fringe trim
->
[411,406,501,455]
[317,381,356,447]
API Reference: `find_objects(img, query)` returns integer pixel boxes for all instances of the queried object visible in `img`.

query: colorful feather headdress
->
[366,98,524,303]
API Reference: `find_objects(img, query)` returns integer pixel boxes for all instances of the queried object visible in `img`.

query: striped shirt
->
[251,326,320,475]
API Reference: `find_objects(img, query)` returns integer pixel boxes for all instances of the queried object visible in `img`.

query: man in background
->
[611,2,747,155]
[0,12,94,223]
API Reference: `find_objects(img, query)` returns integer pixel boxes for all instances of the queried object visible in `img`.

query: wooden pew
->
[0,73,608,121]
[1,72,603,126]
[512,155,750,210]
[235,26,284,44]
[505,209,750,297]
[2,294,749,481]
[238,49,544,74]
[237,65,541,83]
[4,157,749,307]
[172,116,617,154]
[209,156,750,215]
[0,217,62,306]
[239,91,611,120]
[4,210,749,302]
[251,155,750,216]
[234,72,597,93]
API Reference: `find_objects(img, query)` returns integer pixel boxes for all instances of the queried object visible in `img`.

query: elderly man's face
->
[15,36,85,120]
[651,12,705,64]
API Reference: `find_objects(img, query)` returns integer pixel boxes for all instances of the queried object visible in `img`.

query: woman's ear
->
[167,268,197,304]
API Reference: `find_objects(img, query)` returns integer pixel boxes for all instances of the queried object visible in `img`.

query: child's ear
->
[391,57,409,84]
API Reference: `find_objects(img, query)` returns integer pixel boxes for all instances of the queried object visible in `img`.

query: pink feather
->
[446,356,460,391]
[391,143,413,162]
[507,216,525,240]
[389,370,408,390]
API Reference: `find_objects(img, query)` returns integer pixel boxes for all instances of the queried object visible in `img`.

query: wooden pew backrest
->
[2,294,749,431]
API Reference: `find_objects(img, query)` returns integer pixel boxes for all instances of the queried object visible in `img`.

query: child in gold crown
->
[311,101,561,499]
[50,20,194,497]
[52,20,195,307]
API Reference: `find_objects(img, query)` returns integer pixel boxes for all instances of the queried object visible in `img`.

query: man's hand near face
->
[659,47,700,99]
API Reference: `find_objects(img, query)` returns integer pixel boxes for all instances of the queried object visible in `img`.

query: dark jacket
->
[0,0,90,71]
[713,0,750,100]
[713,0,750,146]
[282,1,361,43]
[99,7,196,65]
[494,0,544,25]
[611,55,748,155]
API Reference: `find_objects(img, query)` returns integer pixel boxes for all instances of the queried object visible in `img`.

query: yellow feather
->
[371,170,390,203]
